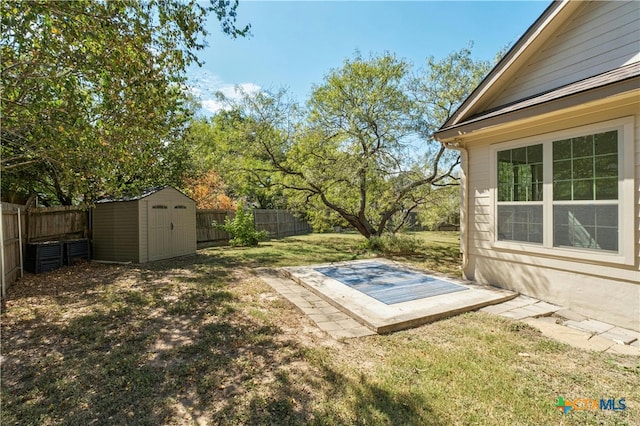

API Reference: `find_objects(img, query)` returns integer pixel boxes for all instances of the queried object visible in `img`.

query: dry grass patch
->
[2,233,637,425]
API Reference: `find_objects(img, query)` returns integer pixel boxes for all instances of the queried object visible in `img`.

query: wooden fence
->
[196,209,233,245]
[1,203,27,297]
[28,205,88,242]
[253,209,313,238]
[195,209,312,244]
[1,205,310,292]
[1,203,89,294]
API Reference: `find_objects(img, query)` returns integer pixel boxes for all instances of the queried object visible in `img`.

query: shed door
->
[171,203,193,256]
[148,203,171,261]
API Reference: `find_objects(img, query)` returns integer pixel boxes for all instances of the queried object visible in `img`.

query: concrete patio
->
[256,260,639,356]
[258,258,516,334]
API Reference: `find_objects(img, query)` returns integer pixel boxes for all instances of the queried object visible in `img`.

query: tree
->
[183,168,235,210]
[1,0,249,205]
[193,100,290,209]
[417,185,461,230]
[217,51,488,239]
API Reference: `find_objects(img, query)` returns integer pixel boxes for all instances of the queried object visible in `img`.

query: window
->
[491,117,633,264]
[552,131,618,252]
[152,205,168,209]
[496,144,543,243]
[174,205,187,209]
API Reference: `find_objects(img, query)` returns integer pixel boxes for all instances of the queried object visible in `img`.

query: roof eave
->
[434,77,640,141]
[440,0,579,130]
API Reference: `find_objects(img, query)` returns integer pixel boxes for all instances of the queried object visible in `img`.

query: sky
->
[188,1,552,115]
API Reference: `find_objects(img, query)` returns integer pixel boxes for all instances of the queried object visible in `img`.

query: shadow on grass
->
[1,252,441,425]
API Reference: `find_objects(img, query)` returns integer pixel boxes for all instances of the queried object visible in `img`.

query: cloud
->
[187,71,260,115]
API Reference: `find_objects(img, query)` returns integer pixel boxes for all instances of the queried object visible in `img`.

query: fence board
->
[28,206,88,242]
[253,209,312,238]
[1,202,27,294]
[195,209,312,244]
[196,209,232,243]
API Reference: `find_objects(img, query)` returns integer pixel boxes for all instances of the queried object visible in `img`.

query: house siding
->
[488,1,640,109]
[463,100,639,331]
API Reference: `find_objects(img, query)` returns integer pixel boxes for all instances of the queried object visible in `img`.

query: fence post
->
[18,208,23,278]
[1,203,6,298]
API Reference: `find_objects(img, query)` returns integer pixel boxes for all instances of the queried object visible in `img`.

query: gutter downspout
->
[443,140,469,277]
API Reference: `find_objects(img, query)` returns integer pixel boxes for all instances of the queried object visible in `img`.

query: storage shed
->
[92,186,196,263]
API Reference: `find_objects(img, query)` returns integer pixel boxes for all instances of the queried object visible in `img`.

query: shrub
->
[215,203,269,247]
[364,234,423,255]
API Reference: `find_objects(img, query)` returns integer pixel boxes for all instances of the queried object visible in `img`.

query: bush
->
[215,203,269,247]
[364,234,423,255]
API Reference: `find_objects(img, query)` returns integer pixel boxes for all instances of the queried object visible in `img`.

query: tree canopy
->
[1,0,249,205]
[208,49,490,238]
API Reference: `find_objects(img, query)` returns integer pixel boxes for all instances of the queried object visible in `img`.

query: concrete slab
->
[605,344,640,356]
[479,304,513,315]
[282,259,517,334]
[499,307,540,320]
[523,318,614,352]
[528,301,562,315]
[598,327,639,346]
[565,319,615,335]
[555,309,588,322]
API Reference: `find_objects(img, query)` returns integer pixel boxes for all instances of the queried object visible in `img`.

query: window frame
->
[489,117,634,266]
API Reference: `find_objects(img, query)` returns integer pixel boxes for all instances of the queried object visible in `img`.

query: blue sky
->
[188,1,551,114]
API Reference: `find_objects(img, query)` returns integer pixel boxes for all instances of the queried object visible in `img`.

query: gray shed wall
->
[92,201,140,262]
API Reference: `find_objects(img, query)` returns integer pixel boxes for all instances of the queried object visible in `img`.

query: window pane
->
[498,205,543,244]
[553,130,618,202]
[497,150,511,163]
[573,180,593,200]
[554,181,572,200]
[531,163,543,183]
[497,144,543,202]
[594,131,617,155]
[572,158,593,179]
[527,144,543,163]
[573,135,593,158]
[594,154,617,178]
[512,147,527,164]
[553,139,572,160]
[595,178,617,200]
[554,205,617,252]
[553,160,571,181]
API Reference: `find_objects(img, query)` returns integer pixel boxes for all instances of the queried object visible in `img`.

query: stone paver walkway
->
[257,268,639,356]
[257,269,375,339]
[480,295,639,356]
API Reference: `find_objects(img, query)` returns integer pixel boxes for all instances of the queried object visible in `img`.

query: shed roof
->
[95,186,194,204]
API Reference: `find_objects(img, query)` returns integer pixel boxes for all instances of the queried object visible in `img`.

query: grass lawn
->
[1,232,637,425]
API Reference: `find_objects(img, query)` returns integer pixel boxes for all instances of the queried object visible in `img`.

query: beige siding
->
[488,1,640,108]
[93,201,140,262]
[463,99,640,330]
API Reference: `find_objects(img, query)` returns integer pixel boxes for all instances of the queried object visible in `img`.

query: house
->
[433,0,639,331]
[92,186,196,263]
